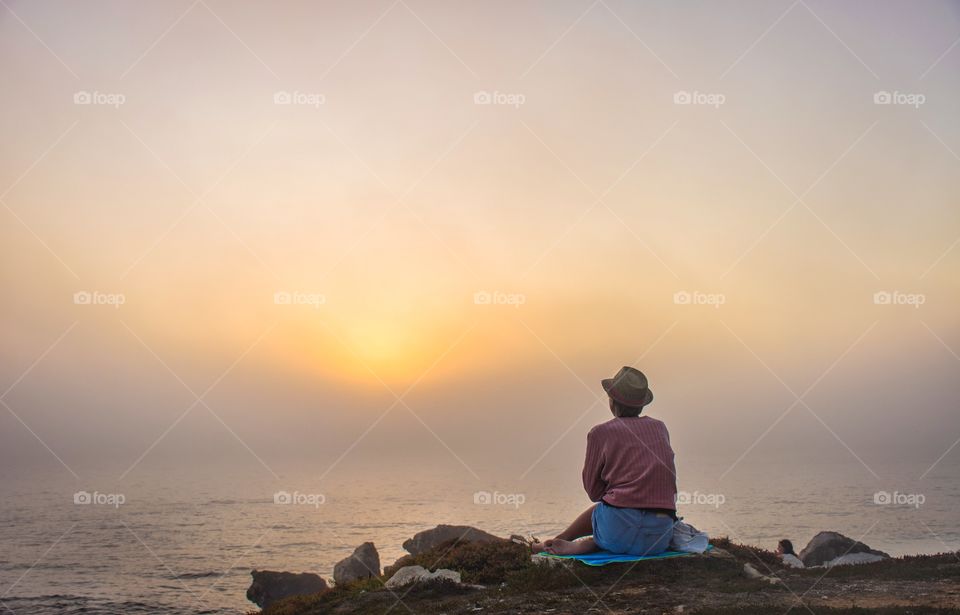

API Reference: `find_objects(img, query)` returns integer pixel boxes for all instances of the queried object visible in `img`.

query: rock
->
[333,542,381,586]
[246,570,328,609]
[742,563,764,579]
[824,552,888,567]
[402,525,503,556]
[742,563,779,585]
[799,531,889,567]
[384,565,462,589]
[703,547,735,559]
[383,553,416,578]
[531,553,572,568]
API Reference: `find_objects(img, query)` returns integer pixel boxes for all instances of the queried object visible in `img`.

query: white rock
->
[743,563,764,579]
[824,552,887,567]
[384,565,462,589]
[531,553,572,568]
[742,563,779,585]
[428,569,461,584]
[385,565,427,588]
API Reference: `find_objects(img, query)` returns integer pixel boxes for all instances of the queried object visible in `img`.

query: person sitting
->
[777,539,805,568]
[533,366,677,556]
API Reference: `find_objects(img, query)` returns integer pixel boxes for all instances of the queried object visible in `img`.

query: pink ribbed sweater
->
[582,416,677,510]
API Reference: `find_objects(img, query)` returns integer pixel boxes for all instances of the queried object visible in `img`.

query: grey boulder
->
[402,525,503,555]
[333,541,381,586]
[246,570,328,608]
[799,531,889,567]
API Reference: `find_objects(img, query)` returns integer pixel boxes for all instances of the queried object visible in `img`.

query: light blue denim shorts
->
[592,501,674,556]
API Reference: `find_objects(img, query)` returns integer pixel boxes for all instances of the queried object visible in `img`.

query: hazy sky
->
[1,0,959,486]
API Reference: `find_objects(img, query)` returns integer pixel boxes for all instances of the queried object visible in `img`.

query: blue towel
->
[537,545,711,566]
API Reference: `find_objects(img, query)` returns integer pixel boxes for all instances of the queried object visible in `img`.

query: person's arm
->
[581,428,606,501]
[663,422,677,480]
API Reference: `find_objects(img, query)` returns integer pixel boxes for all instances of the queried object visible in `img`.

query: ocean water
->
[1,460,957,615]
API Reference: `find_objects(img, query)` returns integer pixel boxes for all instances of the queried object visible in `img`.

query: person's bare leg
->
[545,536,597,555]
[530,504,596,552]
[556,505,596,540]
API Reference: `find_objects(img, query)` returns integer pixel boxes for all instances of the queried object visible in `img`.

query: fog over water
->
[1,0,959,612]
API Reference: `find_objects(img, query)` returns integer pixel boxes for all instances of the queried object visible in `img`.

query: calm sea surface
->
[1,460,957,614]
